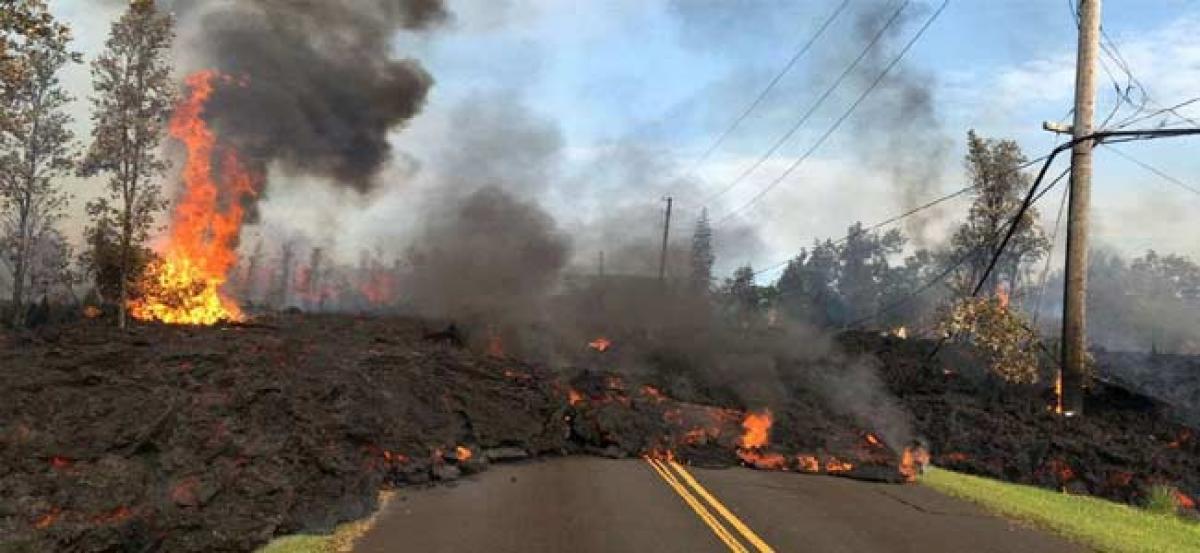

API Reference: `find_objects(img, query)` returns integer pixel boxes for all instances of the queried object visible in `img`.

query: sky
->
[49,0,1200,281]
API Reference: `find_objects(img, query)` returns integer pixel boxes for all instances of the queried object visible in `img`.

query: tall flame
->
[129,71,258,325]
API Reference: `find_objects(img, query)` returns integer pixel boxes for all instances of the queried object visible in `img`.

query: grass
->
[921,467,1200,553]
[254,491,396,553]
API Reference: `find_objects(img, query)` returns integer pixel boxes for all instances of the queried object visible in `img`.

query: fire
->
[129,70,258,325]
[893,326,908,339]
[995,283,1010,309]
[796,455,820,473]
[455,446,473,462]
[864,434,881,447]
[92,506,132,525]
[739,410,772,449]
[588,337,612,352]
[737,409,787,469]
[825,457,854,473]
[641,385,667,402]
[899,446,930,482]
[568,389,584,406]
[34,507,61,529]
[1174,489,1196,510]
[1054,369,1064,414]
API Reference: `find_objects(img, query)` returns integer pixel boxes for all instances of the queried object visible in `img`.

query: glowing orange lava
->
[899,446,930,482]
[129,70,258,325]
[739,410,772,449]
[456,446,473,462]
[588,337,612,352]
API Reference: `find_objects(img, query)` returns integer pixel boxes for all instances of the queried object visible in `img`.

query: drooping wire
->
[714,0,950,226]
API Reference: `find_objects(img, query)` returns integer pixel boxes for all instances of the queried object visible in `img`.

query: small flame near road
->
[737,409,787,470]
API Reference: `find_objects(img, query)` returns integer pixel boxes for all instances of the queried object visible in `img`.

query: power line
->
[684,0,850,178]
[698,0,913,208]
[843,168,1070,329]
[751,152,1056,279]
[715,0,951,226]
[1104,143,1200,197]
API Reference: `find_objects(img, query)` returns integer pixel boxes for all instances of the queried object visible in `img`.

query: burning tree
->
[0,2,77,327]
[79,0,175,328]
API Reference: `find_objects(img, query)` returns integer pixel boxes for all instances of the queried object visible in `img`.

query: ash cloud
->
[170,0,447,192]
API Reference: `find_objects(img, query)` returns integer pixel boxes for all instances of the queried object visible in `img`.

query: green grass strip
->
[921,467,1200,553]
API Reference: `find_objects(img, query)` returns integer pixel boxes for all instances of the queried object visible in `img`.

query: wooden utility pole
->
[1062,0,1102,416]
[658,197,673,283]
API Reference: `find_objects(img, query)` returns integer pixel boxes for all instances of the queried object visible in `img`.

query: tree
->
[79,0,175,328]
[689,208,715,293]
[948,131,1049,299]
[0,2,76,327]
[721,264,761,328]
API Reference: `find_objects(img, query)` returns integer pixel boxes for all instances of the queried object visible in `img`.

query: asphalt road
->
[352,457,1085,553]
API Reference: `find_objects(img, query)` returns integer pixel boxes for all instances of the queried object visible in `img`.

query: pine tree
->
[0,2,77,327]
[79,0,175,328]
[689,208,715,293]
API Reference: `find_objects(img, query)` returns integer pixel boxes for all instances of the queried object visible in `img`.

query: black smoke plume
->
[172,0,446,192]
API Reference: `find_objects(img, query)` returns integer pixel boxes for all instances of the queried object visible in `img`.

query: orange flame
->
[455,446,473,462]
[34,507,61,529]
[129,70,258,326]
[865,434,881,447]
[568,389,584,406]
[899,446,930,482]
[588,337,612,352]
[995,283,1010,310]
[796,455,820,473]
[1054,370,1064,415]
[641,385,667,402]
[825,457,854,473]
[1174,489,1196,510]
[739,410,772,449]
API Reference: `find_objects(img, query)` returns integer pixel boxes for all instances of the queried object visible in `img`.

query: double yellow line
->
[643,457,776,553]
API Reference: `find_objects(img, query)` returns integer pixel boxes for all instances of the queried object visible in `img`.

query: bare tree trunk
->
[10,236,27,328]
[118,210,131,330]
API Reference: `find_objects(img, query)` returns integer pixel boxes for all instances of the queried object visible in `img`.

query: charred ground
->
[1,314,1197,553]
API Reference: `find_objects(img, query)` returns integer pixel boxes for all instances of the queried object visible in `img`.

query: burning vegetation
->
[130,71,257,326]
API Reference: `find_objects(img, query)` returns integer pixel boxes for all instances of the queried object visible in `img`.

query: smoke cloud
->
[844,1,950,246]
[170,0,447,192]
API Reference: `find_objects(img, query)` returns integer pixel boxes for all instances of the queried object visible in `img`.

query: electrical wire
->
[684,0,850,178]
[699,0,912,208]
[715,0,950,226]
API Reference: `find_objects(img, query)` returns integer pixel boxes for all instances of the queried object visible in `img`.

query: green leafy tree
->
[79,0,175,328]
[948,131,1049,299]
[0,2,76,327]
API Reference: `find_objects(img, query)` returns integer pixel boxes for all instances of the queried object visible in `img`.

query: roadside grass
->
[255,491,396,553]
[921,467,1200,553]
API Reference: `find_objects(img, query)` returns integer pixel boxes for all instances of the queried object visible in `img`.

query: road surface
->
[353,457,1084,553]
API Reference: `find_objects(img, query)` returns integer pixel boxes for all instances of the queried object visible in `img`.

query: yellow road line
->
[644,457,750,553]
[667,460,777,553]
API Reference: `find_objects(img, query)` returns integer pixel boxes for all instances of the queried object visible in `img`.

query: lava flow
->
[128,70,259,326]
[737,409,787,470]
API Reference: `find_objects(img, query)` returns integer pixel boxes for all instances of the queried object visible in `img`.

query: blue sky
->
[53,0,1200,277]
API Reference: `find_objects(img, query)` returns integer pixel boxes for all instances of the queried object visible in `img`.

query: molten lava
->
[455,446,473,462]
[737,409,787,469]
[588,337,612,352]
[899,446,930,482]
[129,70,258,325]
